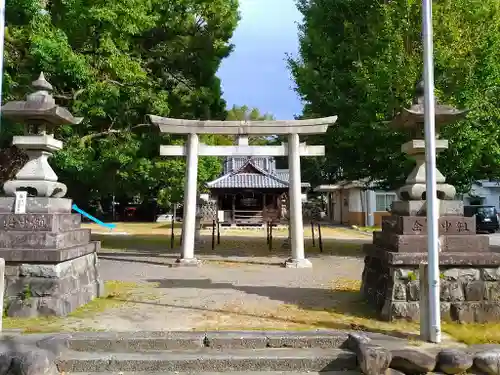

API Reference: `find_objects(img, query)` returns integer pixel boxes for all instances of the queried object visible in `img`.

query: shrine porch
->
[211,188,286,226]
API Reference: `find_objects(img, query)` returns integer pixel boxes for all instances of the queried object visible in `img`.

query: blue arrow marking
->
[72,204,116,229]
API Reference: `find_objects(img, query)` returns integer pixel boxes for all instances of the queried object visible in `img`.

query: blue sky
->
[217,0,303,120]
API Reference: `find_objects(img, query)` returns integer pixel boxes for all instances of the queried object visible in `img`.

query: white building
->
[314,180,397,227]
[463,180,500,208]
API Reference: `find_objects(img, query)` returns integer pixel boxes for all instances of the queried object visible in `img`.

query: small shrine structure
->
[206,135,310,226]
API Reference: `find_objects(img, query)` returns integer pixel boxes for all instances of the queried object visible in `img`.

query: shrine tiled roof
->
[207,158,310,189]
[207,173,289,189]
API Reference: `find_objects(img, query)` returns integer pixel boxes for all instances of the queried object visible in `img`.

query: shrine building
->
[206,136,310,226]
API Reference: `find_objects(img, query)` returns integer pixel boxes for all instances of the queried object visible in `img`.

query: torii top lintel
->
[147,115,337,135]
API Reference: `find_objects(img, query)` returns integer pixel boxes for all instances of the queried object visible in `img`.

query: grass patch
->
[83,222,368,239]
[94,233,365,258]
[441,322,500,345]
[82,222,183,234]
[352,226,380,233]
[2,280,158,333]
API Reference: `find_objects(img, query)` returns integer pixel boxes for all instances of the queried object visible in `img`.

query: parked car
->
[156,214,174,223]
[464,205,500,233]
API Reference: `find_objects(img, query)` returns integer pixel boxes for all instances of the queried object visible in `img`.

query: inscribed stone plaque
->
[382,215,476,235]
[0,213,81,232]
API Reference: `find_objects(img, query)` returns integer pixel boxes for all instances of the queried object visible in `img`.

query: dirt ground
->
[60,228,371,332]
[84,251,366,331]
[5,227,380,333]
[6,226,500,345]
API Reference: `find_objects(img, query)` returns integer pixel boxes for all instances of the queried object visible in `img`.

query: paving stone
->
[436,348,473,374]
[0,342,57,375]
[347,333,391,375]
[390,348,437,374]
[473,349,500,375]
[10,348,58,375]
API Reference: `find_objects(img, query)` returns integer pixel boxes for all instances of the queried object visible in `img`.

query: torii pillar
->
[148,115,337,268]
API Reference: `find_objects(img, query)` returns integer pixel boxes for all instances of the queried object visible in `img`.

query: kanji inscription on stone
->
[440,220,452,232]
[456,221,470,233]
[412,220,424,233]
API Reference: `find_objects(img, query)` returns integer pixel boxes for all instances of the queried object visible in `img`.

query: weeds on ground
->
[2,280,158,333]
[199,277,500,345]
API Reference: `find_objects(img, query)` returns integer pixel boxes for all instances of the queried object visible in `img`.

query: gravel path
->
[62,234,370,332]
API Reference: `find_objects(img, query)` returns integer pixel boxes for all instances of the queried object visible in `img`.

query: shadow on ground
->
[93,233,369,266]
[125,277,419,340]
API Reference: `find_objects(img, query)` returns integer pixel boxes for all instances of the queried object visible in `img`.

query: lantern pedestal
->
[359,79,500,323]
[0,197,103,317]
[0,73,101,318]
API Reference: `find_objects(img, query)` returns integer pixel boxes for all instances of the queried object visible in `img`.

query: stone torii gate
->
[148,115,337,268]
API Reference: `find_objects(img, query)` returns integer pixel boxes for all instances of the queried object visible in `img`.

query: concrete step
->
[45,331,350,353]
[69,372,363,375]
[69,372,362,375]
[57,348,357,373]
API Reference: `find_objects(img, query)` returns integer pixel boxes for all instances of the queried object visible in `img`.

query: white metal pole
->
[422,0,441,343]
[0,0,6,134]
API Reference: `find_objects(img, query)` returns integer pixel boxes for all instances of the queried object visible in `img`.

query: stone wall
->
[3,249,103,317]
[361,250,500,322]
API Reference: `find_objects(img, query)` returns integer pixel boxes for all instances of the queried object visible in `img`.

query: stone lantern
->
[0,73,102,318]
[359,80,500,324]
[1,72,82,198]
[389,80,468,204]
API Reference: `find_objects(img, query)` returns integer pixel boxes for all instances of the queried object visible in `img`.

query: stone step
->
[56,348,357,373]
[56,331,349,352]
[68,371,362,375]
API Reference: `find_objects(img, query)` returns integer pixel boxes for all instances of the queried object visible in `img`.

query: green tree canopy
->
[2,0,240,213]
[226,104,275,145]
[289,0,500,192]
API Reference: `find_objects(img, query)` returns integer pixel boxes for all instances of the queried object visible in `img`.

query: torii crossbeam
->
[148,115,337,268]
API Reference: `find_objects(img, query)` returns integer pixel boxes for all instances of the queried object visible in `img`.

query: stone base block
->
[0,241,99,262]
[372,231,489,252]
[4,252,102,317]
[0,213,81,232]
[0,197,72,214]
[174,258,201,267]
[0,228,90,249]
[360,246,500,323]
[284,258,313,268]
[381,215,476,235]
[363,243,500,265]
[391,200,463,216]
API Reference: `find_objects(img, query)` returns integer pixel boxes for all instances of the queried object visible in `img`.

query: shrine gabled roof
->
[207,173,289,189]
[207,159,310,189]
